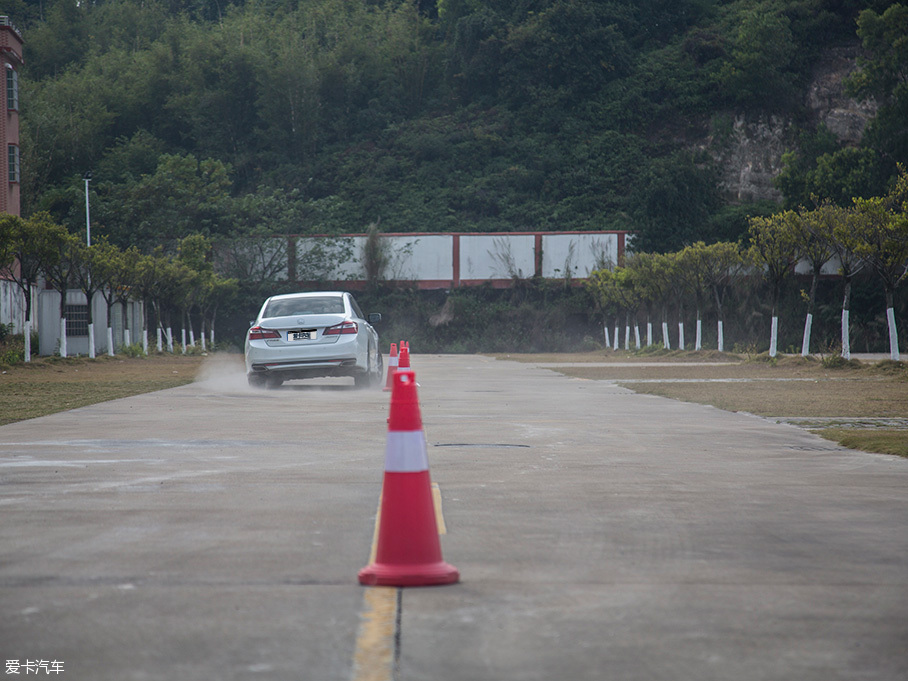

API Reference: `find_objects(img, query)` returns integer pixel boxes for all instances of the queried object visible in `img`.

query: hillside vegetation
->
[8,0,907,252]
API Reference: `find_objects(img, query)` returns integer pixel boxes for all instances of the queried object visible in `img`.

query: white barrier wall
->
[386,234,454,282]
[461,234,536,280]
[541,233,620,278]
[290,231,627,288]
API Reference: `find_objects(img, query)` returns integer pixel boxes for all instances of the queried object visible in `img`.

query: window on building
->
[8,144,19,183]
[6,66,17,110]
[65,304,89,337]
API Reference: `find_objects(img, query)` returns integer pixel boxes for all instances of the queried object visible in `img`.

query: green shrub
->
[120,343,146,358]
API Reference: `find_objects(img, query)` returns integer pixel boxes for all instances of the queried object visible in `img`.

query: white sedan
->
[244,291,383,389]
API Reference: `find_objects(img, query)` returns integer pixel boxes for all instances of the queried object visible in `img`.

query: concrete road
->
[1,354,906,680]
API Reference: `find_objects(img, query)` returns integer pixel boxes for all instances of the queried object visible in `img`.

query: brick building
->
[0,16,25,336]
[1,16,22,216]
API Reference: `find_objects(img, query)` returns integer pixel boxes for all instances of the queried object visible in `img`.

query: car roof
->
[266,291,347,301]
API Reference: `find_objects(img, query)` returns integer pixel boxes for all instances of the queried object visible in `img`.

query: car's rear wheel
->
[355,343,383,389]
[247,373,267,389]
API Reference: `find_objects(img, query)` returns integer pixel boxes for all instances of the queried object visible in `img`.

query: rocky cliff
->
[710,44,878,204]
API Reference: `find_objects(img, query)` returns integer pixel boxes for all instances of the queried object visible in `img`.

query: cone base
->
[358,560,460,587]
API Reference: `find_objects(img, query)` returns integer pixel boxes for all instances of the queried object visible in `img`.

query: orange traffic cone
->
[358,369,459,587]
[383,343,398,392]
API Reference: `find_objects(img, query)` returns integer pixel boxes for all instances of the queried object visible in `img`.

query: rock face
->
[711,44,878,203]
[716,115,790,203]
[807,46,878,144]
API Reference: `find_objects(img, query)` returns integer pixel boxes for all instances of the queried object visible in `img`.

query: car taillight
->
[248,326,281,340]
[324,321,358,336]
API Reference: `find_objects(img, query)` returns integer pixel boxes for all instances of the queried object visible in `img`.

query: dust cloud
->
[193,353,252,393]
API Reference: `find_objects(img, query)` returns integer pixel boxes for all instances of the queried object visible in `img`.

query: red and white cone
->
[398,344,411,370]
[358,369,459,587]
[383,343,399,392]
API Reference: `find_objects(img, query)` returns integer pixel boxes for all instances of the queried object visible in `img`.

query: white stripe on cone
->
[384,431,429,473]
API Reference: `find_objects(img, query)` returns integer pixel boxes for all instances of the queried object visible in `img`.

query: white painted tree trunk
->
[887,307,900,360]
[190,328,196,347]
[769,316,779,358]
[124,328,131,348]
[624,325,630,351]
[613,326,619,350]
[88,322,96,359]
[647,323,653,347]
[841,309,850,360]
[678,322,685,351]
[201,331,207,352]
[156,327,163,353]
[141,329,148,355]
[24,319,31,363]
[59,318,67,358]
[166,327,174,353]
[717,320,724,353]
[801,313,813,357]
[604,324,610,348]
[634,325,641,349]
[181,328,187,354]
[662,322,670,350]
[107,326,114,356]
[695,319,702,351]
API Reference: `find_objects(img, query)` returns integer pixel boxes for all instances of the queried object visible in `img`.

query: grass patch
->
[816,429,908,458]
[0,353,206,426]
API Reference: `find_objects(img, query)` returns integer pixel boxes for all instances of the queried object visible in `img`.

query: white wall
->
[38,289,143,356]
[461,234,536,280]
[0,278,37,333]
[541,233,620,278]
[232,231,628,287]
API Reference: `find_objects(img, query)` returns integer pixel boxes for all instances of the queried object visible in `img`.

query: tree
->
[846,4,908,173]
[714,9,798,109]
[91,240,127,356]
[96,154,234,250]
[825,205,867,359]
[613,267,643,350]
[631,153,720,253]
[698,241,744,353]
[585,268,620,349]
[70,238,122,358]
[199,273,238,348]
[628,252,675,349]
[748,213,800,357]
[676,243,712,351]
[132,250,169,354]
[114,247,144,350]
[41,230,80,358]
[787,207,834,356]
[850,172,908,360]
[0,213,67,361]
[666,251,691,350]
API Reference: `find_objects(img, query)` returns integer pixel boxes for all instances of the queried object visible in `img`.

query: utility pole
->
[84,171,92,246]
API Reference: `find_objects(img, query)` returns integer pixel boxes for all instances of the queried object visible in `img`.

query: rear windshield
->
[264,296,345,318]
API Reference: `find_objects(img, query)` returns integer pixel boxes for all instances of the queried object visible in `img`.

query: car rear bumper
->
[247,357,363,380]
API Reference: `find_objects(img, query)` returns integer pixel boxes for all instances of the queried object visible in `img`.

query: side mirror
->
[368,313,382,325]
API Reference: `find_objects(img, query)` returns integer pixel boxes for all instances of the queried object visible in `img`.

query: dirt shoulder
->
[496,350,908,458]
[0,353,207,426]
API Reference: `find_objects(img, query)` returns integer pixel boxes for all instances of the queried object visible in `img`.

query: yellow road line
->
[431,482,447,535]
[352,482,448,681]
[351,587,398,681]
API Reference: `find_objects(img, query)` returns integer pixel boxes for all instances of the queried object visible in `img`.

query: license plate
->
[289,330,315,341]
